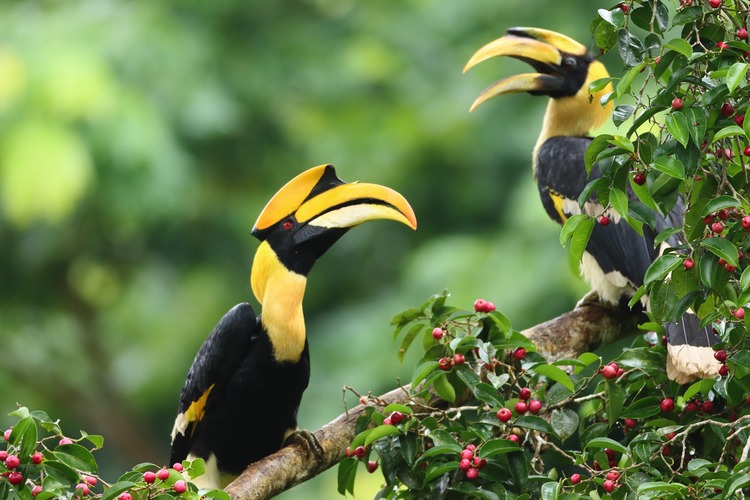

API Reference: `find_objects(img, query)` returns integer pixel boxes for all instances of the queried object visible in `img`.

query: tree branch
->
[225,299,643,499]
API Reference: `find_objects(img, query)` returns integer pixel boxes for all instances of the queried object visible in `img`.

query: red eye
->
[282,220,294,230]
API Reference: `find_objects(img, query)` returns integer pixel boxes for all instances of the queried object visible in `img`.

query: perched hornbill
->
[464,27,720,383]
[170,164,417,489]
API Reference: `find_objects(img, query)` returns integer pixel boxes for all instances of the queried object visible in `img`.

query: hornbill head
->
[463,27,612,136]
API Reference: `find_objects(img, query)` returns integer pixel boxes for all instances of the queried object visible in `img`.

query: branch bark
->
[225,299,643,499]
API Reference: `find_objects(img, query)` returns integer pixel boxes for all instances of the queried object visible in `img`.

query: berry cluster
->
[599,361,624,380]
[458,444,486,480]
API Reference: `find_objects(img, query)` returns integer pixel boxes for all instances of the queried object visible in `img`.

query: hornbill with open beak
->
[464,27,720,383]
[170,164,417,489]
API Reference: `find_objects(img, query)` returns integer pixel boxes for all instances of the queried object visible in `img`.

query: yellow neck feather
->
[251,241,308,362]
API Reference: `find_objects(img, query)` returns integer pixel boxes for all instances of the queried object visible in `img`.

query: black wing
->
[170,302,258,465]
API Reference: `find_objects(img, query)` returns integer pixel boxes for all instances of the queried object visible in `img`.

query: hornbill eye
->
[282,219,294,231]
[562,56,577,68]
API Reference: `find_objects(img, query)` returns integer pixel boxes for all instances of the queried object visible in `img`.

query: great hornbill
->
[464,27,720,383]
[170,164,417,489]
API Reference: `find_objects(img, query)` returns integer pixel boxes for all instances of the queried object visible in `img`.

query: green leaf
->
[724,472,750,497]
[11,416,38,460]
[665,38,693,58]
[570,216,595,263]
[672,6,703,26]
[712,125,746,142]
[337,457,358,496]
[598,8,625,28]
[550,409,579,442]
[531,364,575,392]
[605,379,624,426]
[514,416,555,436]
[43,460,81,483]
[423,462,458,485]
[613,104,635,126]
[102,482,138,500]
[740,266,750,292]
[432,373,456,403]
[644,254,682,286]
[653,227,683,247]
[488,310,512,334]
[609,187,628,219]
[700,237,739,267]
[478,438,522,458]
[665,113,690,147]
[54,443,99,473]
[726,62,749,95]
[397,323,424,363]
[411,361,438,388]
[584,135,613,176]
[559,213,588,246]
[616,63,646,96]
[416,443,462,463]
[617,28,644,67]
[701,195,740,216]
[383,403,413,416]
[585,437,629,455]
[652,156,685,179]
[364,424,400,446]
[541,481,561,500]
[622,397,663,419]
[472,382,504,407]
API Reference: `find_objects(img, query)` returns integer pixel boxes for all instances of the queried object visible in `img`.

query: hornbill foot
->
[575,290,602,308]
[283,429,324,463]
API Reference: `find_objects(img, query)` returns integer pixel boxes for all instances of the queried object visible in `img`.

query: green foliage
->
[0,407,226,499]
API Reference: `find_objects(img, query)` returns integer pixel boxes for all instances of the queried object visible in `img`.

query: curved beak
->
[463,27,587,111]
[252,164,417,241]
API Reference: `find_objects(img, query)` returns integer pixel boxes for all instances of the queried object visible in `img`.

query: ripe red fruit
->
[473,457,487,469]
[438,357,451,371]
[6,455,20,469]
[599,215,610,226]
[32,486,43,497]
[619,3,628,13]
[474,299,488,312]
[739,28,749,40]
[366,460,379,473]
[508,434,519,443]
[157,469,170,481]
[684,258,695,269]
[744,146,750,157]
[662,445,672,455]
[460,449,474,460]
[459,458,472,470]
[453,353,465,365]
[173,480,187,494]
[172,463,184,472]
[633,172,646,185]
[671,97,683,111]
[59,437,73,446]
[735,308,746,319]
[484,301,496,312]
[465,444,476,452]
[709,0,722,7]
[728,263,739,272]
[8,471,23,486]
[718,209,729,220]
[601,365,617,379]
[704,214,715,224]
[354,446,366,459]
[742,215,750,229]
[685,402,698,413]
[514,401,528,414]
[519,387,531,400]
[389,411,404,424]
[118,493,133,500]
[528,399,542,414]
[665,431,676,440]
[721,103,734,116]
[465,467,479,480]
[513,348,526,360]
[497,408,512,422]
[31,452,43,464]
[606,471,621,481]
[431,327,444,340]
[570,473,581,484]
[624,418,637,429]
[719,364,730,377]
[711,222,724,233]
[735,115,745,126]
[603,479,616,493]
[701,400,715,413]
[143,471,157,484]
[661,397,675,412]
[604,448,616,460]
[0,450,7,461]
[717,41,729,50]
[76,484,90,496]
[3,429,11,441]
[714,349,727,362]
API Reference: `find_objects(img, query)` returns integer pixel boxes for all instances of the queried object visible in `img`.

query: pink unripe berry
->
[460,449,474,460]
[711,221,724,233]
[465,467,479,480]
[465,444,476,452]
[519,387,531,400]
[172,462,184,472]
[8,471,23,485]
[76,484,90,496]
[157,468,170,481]
[684,258,694,269]
[453,353,465,365]
[84,476,97,486]
[31,452,43,464]
[143,471,157,484]
[3,429,11,441]
[59,437,73,446]
[431,327,444,340]
[0,450,7,461]
[742,215,750,229]
[474,299,487,312]
[601,365,617,379]
[484,301,495,312]
[671,97,683,111]
[508,434,519,443]
[173,480,187,494]
[32,486,43,497]
[473,457,487,469]
[709,0,721,7]
[739,28,748,40]
[570,473,581,484]
[459,458,472,470]
[528,399,542,414]
[5,455,20,469]
[118,494,133,500]
[603,479,616,492]
[734,308,745,319]
[497,408,512,422]
[383,417,392,425]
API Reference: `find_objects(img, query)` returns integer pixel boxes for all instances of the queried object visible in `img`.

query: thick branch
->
[225,299,642,500]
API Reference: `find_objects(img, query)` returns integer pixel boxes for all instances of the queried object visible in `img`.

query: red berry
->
[721,103,734,116]
[514,401,528,414]
[519,388,531,400]
[661,398,675,413]
[431,327,444,340]
[603,479,616,493]
[712,221,724,233]
[473,457,487,469]
[453,353,465,365]
[118,494,133,500]
[709,0,722,7]
[459,458,472,470]
[32,486,43,497]
[726,263,737,272]
[685,402,698,413]
[718,41,729,50]
[744,146,750,157]
[76,484,90,496]
[528,399,542,414]
[671,97,683,111]
[725,148,734,159]
[438,357,451,371]
[739,28,749,40]
[746,396,750,404]
[8,471,23,486]
[5,455,20,469]
[601,365,617,379]
[735,115,745,126]
[570,473,581,484]
[172,463,184,472]
[0,451,7,462]
[465,468,479,480]
[701,400,715,413]
[606,471,621,481]
[31,452,43,464]
[3,429,11,441]
[604,448,616,460]
[390,411,404,424]
[624,418,637,429]
[484,301,496,312]
[513,348,526,360]
[383,417,392,425]
[354,446,366,459]
[742,215,750,229]
[665,431,676,440]
[173,480,187,494]
[633,172,646,185]
[465,444,476,452]
[619,3,628,13]
[718,209,729,220]
[460,449,474,460]
[508,434,519,443]
[366,460,378,473]
[704,215,715,224]
[719,364,730,377]
[599,215,610,226]
[474,299,487,312]
[59,437,73,446]
[497,408,512,422]
[714,349,727,362]
[735,308,746,319]
[684,258,695,269]
[157,468,170,481]
[143,471,157,484]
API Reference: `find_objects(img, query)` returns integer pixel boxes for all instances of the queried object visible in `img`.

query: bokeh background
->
[0,0,620,497]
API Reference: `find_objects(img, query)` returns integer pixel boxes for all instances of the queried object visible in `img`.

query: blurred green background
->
[0,0,619,497]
